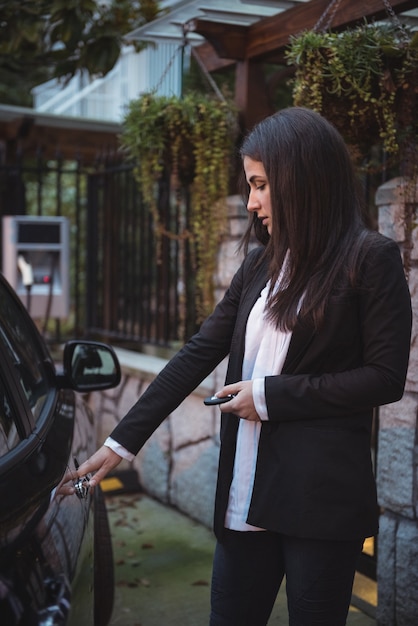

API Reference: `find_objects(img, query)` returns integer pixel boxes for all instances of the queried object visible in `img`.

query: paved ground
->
[104,491,377,626]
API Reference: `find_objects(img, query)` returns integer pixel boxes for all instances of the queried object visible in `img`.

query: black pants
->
[210,529,363,626]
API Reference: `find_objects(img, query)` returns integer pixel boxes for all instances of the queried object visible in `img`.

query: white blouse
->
[105,281,293,533]
[224,281,292,531]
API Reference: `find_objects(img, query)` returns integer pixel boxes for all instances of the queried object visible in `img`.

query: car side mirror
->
[58,340,121,391]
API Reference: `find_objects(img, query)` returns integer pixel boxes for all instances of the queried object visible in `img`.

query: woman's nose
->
[247,189,258,213]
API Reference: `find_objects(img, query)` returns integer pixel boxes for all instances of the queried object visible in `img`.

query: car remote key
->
[204,394,235,405]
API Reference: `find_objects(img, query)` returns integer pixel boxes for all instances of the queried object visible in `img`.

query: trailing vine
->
[120,92,237,325]
[286,22,418,162]
[286,20,418,276]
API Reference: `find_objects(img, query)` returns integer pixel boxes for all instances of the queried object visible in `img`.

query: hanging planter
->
[286,21,418,164]
[120,91,237,325]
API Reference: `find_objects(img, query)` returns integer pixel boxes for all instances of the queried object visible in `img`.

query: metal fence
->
[85,163,198,349]
[0,154,196,350]
[0,145,390,354]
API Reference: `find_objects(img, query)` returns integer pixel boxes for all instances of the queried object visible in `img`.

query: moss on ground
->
[105,493,375,626]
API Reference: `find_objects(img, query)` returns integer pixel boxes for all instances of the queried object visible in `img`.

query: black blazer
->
[111,237,412,541]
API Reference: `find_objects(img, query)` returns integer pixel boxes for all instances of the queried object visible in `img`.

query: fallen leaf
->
[192,579,209,586]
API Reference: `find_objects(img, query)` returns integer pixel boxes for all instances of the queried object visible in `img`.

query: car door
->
[0,273,120,625]
[0,275,93,624]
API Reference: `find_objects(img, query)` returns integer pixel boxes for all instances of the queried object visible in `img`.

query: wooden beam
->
[0,119,121,163]
[235,60,273,130]
[186,19,247,60]
[191,42,236,73]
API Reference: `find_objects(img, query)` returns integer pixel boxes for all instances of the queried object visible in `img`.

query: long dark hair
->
[239,107,378,331]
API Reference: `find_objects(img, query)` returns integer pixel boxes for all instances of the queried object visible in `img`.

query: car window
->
[0,283,50,423]
[0,371,20,455]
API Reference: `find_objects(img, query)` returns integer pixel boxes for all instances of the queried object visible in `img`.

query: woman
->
[63,107,412,625]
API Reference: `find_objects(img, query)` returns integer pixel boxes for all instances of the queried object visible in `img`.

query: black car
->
[0,272,121,625]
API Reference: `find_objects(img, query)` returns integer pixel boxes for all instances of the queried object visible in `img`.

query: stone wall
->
[375,177,418,626]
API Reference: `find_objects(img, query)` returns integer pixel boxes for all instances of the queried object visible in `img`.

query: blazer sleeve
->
[264,240,412,421]
[109,248,264,454]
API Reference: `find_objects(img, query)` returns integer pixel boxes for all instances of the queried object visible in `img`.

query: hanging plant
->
[120,91,237,324]
[285,21,418,163]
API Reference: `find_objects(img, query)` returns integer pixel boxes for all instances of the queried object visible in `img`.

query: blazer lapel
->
[282,318,316,374]
[226,256,269,381]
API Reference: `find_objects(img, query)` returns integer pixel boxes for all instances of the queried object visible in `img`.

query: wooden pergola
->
[0,104,122,164]
[186,0,418,129]
[0,0,416,161]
